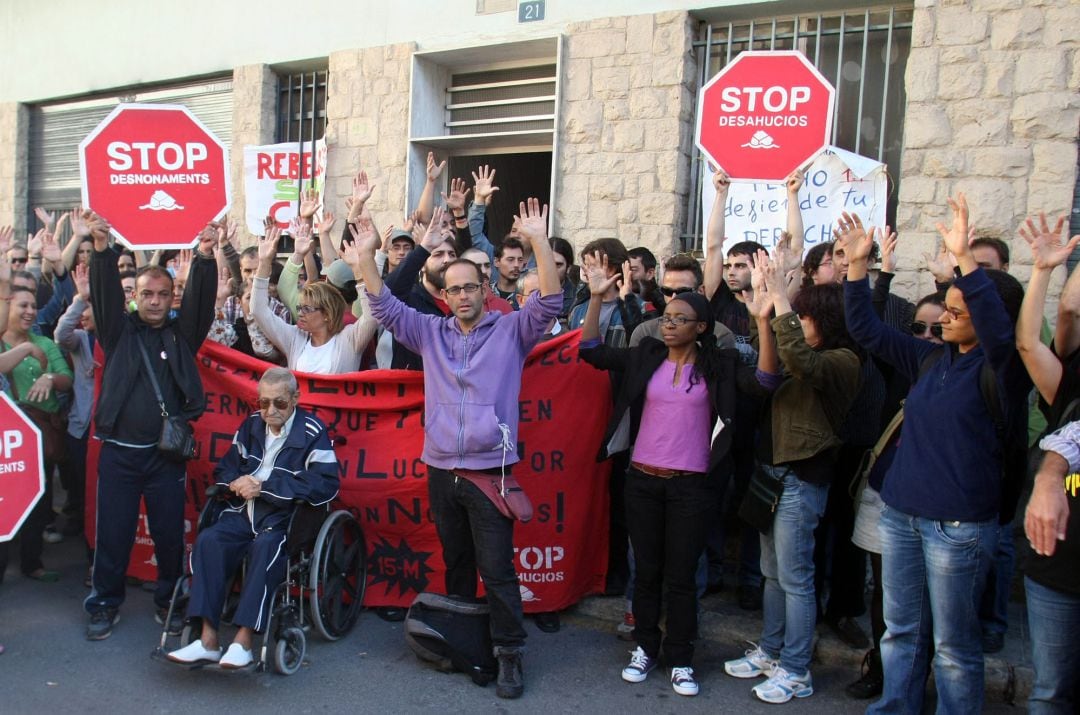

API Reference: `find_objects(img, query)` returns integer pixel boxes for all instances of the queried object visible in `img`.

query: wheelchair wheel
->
[309,510,367,641]
[273,626,306,675]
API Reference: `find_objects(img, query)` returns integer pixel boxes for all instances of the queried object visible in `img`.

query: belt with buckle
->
[630,461,696,479]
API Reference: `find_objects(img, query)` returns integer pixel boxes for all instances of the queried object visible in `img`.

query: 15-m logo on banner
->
[368,536,435,596]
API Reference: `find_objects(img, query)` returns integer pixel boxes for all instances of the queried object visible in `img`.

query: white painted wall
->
[0,0,777,103]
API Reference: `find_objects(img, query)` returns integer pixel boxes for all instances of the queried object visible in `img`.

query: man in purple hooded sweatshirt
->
[344,199,562,699]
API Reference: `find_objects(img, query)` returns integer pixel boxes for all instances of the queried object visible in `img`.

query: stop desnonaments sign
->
[0,392,45,542]
[79,103,231,250]
[696,50,836,183]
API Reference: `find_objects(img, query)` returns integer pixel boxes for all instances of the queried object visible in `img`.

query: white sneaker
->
[752,667,813,704]
[671,666,699,696]
[724,642,778,679]
[621,646,657,683]
[219,643,253,669]
[166,639,221,664]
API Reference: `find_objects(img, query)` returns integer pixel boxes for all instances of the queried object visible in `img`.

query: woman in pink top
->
[579,253,779,697]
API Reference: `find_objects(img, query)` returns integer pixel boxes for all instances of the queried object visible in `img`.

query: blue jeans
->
[978,520,1014,637]
[870,506,997,715]
[758,469,828,676]
[1025,577,1080,713]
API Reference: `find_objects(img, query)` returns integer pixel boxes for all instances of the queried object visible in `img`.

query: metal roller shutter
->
[28,77,233,218]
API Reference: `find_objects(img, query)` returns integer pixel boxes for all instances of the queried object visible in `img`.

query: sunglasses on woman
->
[910,321,943,338]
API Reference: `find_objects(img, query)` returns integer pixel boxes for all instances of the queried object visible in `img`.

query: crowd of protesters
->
[0,154,1078,712]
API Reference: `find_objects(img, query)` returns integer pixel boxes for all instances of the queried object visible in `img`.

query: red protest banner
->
[87,331,612,612]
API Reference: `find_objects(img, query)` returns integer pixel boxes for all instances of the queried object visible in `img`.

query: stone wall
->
[556,11,697,258]
[0,103,29,239]
[229,64,278,243]
[321,43,415,234]
[896,0,1080,304]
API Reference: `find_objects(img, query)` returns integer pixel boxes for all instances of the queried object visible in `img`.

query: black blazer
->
[579,337,772,474]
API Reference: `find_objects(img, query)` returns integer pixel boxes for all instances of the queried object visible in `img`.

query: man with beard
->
[383,214,458,369]
[491,238,526,310]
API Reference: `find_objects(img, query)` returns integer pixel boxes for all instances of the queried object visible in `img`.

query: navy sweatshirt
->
[844,271,1030,522]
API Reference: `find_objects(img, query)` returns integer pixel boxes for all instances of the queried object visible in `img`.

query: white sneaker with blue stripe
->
[724,643,778,679]
[752,666,813,704]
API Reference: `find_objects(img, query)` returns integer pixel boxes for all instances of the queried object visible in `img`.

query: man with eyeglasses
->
[166,367,338,668]
[345,200,562,700]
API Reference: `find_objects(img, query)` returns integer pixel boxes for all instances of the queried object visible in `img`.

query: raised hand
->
[214,217,237,250]
[833,211,875,263]
[512,198,548,244]
[298,188,321,220]
[40,231,62,266]
[346,220,380,258]
[380,224,394,251]
[215,265,233,304]
[27,229,45,257]
[34,207,56,232]
[352,170,375,205]
[775,231,801,273]
[935,193,972,259]
[1019,213,1080,270]
[471,165,500,205]
[258,226,282,262]
[618,260,633,300]
[421,206,446,250]
[175,249,193,281]
[711,168,731,199]
[69,207,90,237]
[785,170,805,195]
[196,224,217,257]
[262,215,276,237]
[880,226,899,273]
[584,251,620,296]
[426,152,446,182]
[317,210,336,236]
[291,218,314,256]
[442,177,471,212]
[0,225,12,254]
[73,262,91,301]
[742,250,772,319]
[922,241,957,283]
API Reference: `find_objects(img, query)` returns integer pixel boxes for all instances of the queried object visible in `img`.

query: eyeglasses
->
[660,286,694,297]
[658,316,698,327]
[943,306,968,320]
[258,397,292,411]
[10,257,27,265]
[296,304,321,316]
[910,321,944,338]
[445,283,481,297]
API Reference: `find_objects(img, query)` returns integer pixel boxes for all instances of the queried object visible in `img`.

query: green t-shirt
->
[2,334,73,414]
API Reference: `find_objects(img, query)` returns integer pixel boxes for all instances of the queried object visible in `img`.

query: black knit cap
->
[667,291,715,338]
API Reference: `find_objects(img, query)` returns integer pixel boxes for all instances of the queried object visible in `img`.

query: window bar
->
[878,7,895,162]
[814,15,823,66]
[770,18,777,50]
[854,9,871,156]
[295,73,306,208]
[284,73,294,143]
[832,13,846,145]
[792,15,801,53]
[748,20,755,51]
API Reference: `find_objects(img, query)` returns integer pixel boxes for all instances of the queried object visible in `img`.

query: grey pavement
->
[1,537,1024,713]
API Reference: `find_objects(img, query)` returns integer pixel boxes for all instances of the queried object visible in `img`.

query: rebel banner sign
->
[87,331,613,612]
[243,139,328,235]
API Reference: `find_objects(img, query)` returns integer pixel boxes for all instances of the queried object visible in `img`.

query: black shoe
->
[982,630,1005,654]
[737,584,762,611]
[826,616,870,649]
[495,651,524,699]
[155,607,184,636]
[704,580,724,596]
[375,606,406,622]
[533,611,560,633]
[86,609,119,641]
[845,650,883,699]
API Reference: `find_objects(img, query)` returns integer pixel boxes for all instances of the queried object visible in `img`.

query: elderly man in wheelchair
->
[166,367,339,669]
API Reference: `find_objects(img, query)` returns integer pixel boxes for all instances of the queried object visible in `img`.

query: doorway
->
[447,151,552,245]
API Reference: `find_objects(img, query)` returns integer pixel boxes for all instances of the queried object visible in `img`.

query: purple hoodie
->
[367,285,562,470]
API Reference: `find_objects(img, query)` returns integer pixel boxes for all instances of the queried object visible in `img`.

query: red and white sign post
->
[696,50,836,183]
[0,392,45,542]
[79,104,231,250]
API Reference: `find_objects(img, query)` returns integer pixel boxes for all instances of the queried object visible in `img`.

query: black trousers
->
[84,442,186,614]
[624,467,717,667]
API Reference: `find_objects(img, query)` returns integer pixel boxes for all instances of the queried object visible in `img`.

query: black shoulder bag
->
[136,337,196,462]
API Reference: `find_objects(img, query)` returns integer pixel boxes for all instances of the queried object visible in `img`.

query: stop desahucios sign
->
[79,103,230,250]
[696,50,836,183]
[0,392,45,542]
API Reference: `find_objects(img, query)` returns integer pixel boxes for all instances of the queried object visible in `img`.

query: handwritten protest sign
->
[243,139,327,234]
[700,146,888,256]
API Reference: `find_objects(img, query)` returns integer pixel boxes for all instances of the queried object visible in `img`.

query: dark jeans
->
[815,444,867,619]
[84,443,186,614]
[607,451,631,593]
[624,467,716,667]
[0,460,57,578]
[427,466,526,650]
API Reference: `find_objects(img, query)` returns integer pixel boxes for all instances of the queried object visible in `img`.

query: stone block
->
[642,118,681,152]
[938,60,984,100]
[568,30,625,59]
[972,0,1024,10]
[904,49,939,102]
[593,66,630,100]
[934,8,989,45]
[982,56,1016,97]
[588,200,618,229]
[901,148,925,175]
[952,177,1017,232]
[1025,179,1075,219]
[361,47,385,77]
[911,8,935,48]
[603,100,630,121]
[1014,50,1068,93]
[626,14,654,54]
[948,98,1011,146]
[618,198,639,223]
[655,153,681,193]
[325,95,351,121]
[1011,93,1080,139]
[347,118,378,147]
[899,176,939,204]
[922,151,966,178]
[903,104,952,148]
[967,147,1031,178]
[329,49,359,72]
[610,121,646,152]
[638,192,676,224]
[1031,142,1080,186]
[651,51,688,87]
[629,64,653,89]
[589,175,623,201]
[989,8,1044,50]
[628,88,667,119]
[1043,5,1080,47]
[564,58,591,102]
[563,100,603,144]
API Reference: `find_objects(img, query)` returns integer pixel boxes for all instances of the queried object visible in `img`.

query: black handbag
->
[738,466,787,534]
[136,338,196,462]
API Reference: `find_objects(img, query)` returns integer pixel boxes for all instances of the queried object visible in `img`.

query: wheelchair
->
[152,485,367,674]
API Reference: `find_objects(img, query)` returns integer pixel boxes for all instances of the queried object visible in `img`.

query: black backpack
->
[404,593,498,686]
[918,349,1028,525]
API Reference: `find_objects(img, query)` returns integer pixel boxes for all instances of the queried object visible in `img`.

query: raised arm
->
[1057,259,1080,357]
[1017,213,1080,403]
[87,212,125,353]
[416,152,445,225]
[703,169,730,300]
[514,199,559,298]
[784,171,805,259]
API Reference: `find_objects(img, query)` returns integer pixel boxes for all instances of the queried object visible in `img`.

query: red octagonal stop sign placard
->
[0,392,45,542]
[696,50,835,183]
[79,103,230,250]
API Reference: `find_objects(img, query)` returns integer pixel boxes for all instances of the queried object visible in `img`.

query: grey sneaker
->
[495,651,524,699]
[86,609,119,641]
[621,646,657,683]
